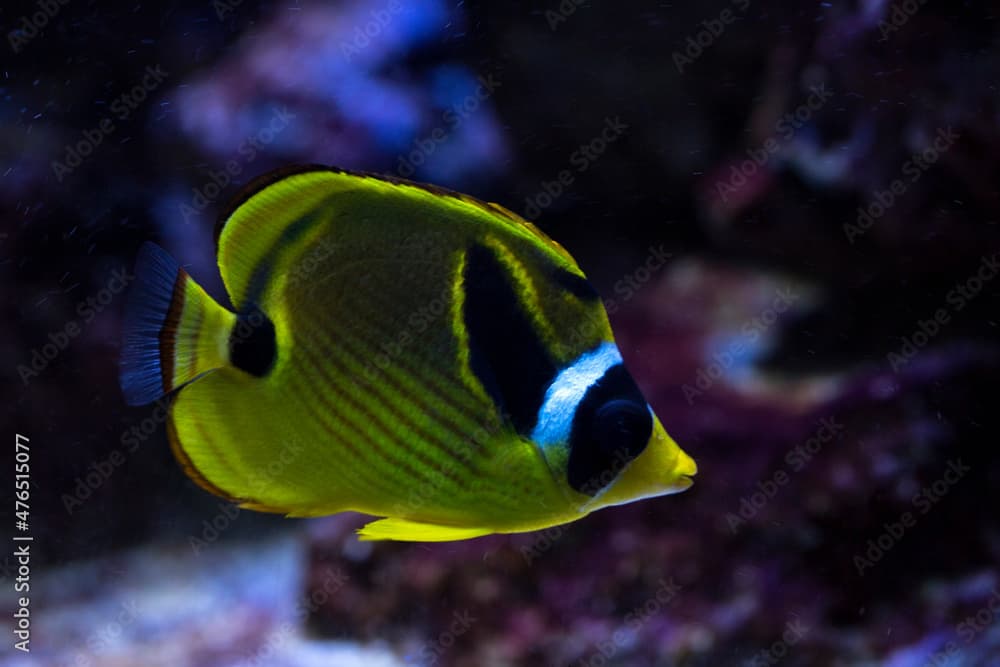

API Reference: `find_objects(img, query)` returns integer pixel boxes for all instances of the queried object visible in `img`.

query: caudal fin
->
[120,242,236,406]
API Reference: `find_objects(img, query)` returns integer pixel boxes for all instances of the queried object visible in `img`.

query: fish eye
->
[593,400,651,460]
[567,396,652,495]
[593,399,653,458]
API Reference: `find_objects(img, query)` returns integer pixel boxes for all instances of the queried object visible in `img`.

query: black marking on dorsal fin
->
[229,304,276,377]
[214,163,332,246]
[552,267,600,301]
[214,164,528,250]
[462,243,558,435]
[567,364,651,495]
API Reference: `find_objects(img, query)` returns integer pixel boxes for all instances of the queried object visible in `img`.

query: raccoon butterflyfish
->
[119,165,696,542]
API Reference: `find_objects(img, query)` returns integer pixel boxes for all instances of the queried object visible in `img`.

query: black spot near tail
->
[229,305,276,377]
[462,244,558,434]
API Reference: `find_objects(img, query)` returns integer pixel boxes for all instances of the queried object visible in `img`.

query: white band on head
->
[531,341,623,449]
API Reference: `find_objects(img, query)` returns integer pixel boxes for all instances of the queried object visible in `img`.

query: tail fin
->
[120,243,236,406]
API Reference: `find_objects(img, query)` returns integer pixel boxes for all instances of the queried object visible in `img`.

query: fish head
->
[573,403,697,514]
[530,341,696,516]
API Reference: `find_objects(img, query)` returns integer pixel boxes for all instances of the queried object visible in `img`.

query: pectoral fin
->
[357,517,493,542]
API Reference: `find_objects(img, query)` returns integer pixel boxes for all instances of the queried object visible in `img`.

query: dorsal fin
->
[214,163,331,246]
[213,164,579,263]
[211,164,589,311]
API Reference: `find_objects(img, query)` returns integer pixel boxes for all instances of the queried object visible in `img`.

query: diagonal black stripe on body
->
[462,244,559,435]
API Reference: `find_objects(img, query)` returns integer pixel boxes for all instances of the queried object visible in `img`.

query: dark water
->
[2,1,999,665]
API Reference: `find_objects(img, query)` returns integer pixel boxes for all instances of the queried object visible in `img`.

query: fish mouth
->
[676,449,698,478]
[673,474,695,492]
[671,451,697,492]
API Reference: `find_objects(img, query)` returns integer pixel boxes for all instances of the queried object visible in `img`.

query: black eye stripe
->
[566,363,651,495]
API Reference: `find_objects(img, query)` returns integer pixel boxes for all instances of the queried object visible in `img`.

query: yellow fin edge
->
[357,517,494,542]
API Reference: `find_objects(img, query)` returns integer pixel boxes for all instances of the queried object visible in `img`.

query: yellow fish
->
[120,165,696,541]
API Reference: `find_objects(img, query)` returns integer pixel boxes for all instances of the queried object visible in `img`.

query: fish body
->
[120,165,696,541]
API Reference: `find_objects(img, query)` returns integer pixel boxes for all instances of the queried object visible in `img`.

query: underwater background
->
[2,0,1000,665]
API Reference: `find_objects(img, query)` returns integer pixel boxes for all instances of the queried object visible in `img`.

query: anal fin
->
[357,517,493,542]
